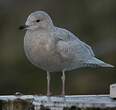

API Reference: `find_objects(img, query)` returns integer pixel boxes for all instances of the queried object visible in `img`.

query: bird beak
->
[19,25,28,30]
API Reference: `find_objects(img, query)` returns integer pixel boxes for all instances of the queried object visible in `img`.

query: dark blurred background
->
[0,0,116,95]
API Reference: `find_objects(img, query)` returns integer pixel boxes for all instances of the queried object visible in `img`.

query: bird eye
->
[36,19,40,22]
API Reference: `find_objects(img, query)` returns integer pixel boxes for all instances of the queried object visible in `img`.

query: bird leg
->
[61,70,65,96]
[47,71,51,96]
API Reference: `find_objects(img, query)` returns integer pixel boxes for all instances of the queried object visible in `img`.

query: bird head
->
[19,11,54,31]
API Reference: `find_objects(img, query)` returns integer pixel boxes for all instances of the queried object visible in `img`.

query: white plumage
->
[22,11,114,95]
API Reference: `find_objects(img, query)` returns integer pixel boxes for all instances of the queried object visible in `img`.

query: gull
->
[19,11,114,96]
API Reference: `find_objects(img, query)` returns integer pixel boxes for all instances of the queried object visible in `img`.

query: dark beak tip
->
[19,25,27,30]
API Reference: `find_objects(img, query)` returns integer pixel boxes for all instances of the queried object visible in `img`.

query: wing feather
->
[56,28,95,62]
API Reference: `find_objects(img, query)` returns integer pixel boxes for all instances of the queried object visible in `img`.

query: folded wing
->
[56,29,95,62]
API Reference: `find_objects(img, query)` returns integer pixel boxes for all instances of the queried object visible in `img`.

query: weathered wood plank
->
[0,95,116,110]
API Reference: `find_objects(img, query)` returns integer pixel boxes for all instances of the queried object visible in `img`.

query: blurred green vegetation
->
[0,0,116,95]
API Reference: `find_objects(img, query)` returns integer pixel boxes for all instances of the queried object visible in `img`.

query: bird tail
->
[86,57,114,68]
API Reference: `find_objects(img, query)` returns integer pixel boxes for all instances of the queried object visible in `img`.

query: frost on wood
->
[0,95,116,110]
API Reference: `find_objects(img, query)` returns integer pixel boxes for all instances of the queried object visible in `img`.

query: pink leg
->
[47,71,51,96]
[61,70,65,95]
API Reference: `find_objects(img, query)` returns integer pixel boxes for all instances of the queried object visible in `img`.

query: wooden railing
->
[0,84,116,110]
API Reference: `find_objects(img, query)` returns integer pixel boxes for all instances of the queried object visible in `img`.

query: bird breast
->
[25,31,55,58]
[24,31,65,71]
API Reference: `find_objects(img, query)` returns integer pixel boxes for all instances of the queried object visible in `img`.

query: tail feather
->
[86,57,114,68]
